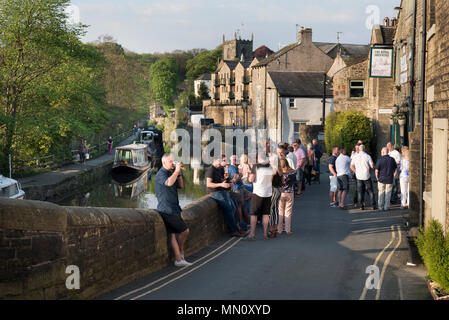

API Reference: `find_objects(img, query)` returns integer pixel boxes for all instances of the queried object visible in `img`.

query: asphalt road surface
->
[99,173,431,300]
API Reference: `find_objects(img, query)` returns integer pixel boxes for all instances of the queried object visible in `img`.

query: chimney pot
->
[298,28,313,45]
[383,17,390,26]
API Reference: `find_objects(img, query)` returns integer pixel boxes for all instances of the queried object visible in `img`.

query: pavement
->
[98,171,432,300]
[18,135,138,189]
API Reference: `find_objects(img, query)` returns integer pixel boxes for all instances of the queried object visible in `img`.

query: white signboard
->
[370,47,394,78]
[379,109,393,114]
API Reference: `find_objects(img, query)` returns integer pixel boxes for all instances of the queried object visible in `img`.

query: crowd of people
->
[329,141,409,212]
[204,139,323,242]
[154,138,410,267]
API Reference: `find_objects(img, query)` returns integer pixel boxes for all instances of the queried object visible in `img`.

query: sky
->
[69,0,401,54]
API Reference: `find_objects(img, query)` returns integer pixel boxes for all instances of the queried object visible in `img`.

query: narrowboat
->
[112,143,151,175]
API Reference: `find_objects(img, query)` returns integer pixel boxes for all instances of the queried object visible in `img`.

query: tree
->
[0,0,96,167]
[185,46,222,80]
[149,57,178,109]
[198,82,210,100]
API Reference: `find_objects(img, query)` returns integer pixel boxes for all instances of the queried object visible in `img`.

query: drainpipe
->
[409,0,417,130]
[419,0,427,228]
[264,67,268,130]
[322,73,327,128]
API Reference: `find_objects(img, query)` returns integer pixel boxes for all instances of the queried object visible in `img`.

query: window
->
[293,122,307,141]
[349,80,365,98]
[289,98,295,108]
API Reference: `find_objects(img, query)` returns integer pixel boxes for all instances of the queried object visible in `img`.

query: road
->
[99,173,431,300]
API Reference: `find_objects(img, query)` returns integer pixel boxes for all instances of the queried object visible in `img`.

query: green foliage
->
[324,112,340,154]
[325,111,372,154]
[149,57,179,108]
[185,46,222,80]
[416,219,449,292]
[198,82,210,100]
[0,0,107,170]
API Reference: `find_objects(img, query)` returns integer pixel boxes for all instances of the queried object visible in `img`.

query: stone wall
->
[0,196,226,300]
[22,161,113,202]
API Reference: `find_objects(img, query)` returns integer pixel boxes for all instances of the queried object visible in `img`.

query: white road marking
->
[130,238,243,300]
[360,225,396,300]
[114,237,237,300]
[376,225,402,300]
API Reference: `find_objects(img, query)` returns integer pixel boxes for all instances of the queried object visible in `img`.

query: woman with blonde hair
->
[399,149,410,209]
[239,154,253,185]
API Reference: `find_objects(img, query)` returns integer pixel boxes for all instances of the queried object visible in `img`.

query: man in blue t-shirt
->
[375,147,398,211]
[155,154,192,267]
[229,155,250,231]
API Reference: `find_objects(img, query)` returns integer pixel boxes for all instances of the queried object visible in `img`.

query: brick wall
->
[0,196,226,300]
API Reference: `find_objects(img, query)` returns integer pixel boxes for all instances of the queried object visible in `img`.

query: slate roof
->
[380,26,396,45]
[254,42,370,67]
[342,54,369,67]
[196,74,211,81]
[253,45,275,58]
[268,71,333,98]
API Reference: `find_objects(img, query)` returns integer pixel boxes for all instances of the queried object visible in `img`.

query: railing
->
[8,128,135,178]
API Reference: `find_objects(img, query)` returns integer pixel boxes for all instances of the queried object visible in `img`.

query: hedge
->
[324,111,372,154]
[416,219,449,293]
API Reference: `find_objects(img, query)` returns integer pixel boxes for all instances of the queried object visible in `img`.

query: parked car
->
[0,175,25,199]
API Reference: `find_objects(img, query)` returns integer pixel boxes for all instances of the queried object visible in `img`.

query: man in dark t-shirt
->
[155,154,192,267]
[206,158,247,237]
[328,146,340,207]
[375,147,398,211]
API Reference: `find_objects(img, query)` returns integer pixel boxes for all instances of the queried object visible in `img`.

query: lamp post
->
[242,101,248,130]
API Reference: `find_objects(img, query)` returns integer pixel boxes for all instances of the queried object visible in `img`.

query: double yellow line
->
[359,224,402,300]
[114,237,242,300]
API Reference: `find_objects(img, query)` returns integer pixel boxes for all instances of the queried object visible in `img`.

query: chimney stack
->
[298,27,313,45]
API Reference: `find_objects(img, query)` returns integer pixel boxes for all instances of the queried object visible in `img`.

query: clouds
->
[71,0,400,53]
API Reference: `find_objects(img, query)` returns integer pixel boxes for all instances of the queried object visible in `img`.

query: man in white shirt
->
[387,142,401,203]
[244,155,275,241]
[286,145,297,172]
[350,145,377,210]
[335,148,352,210]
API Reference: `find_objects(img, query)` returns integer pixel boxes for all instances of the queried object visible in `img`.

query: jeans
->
[357,179,375,207]
[400,177,409,207]
[391,177,400,203]
[210,191,239,234]
[378,183,393,210]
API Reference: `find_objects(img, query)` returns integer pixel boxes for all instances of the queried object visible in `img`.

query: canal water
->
[57,167,207,209]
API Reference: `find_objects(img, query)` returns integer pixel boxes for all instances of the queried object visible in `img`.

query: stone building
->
[267,71,333,143]
[250,27,369,143]
[204,35,273,128]
[331,20,396,158]
[194,74,212,98]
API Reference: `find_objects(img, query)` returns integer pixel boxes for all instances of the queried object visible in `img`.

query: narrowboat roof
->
[0,175,19,188]
[116,143,148,151]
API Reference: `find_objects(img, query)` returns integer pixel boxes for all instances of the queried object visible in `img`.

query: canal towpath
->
[18,134,139,201]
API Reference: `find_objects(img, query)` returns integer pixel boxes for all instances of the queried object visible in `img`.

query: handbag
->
[85,153,90,160]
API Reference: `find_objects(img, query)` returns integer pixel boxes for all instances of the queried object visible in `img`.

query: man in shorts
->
[335,148,351,210]
[155,154,192,267]
[244,155,274,241]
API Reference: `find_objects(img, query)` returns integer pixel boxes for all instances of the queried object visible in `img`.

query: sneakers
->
[330,202,338,208]
[174,259,193,267]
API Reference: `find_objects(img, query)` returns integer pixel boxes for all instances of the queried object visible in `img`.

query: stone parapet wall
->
[0,196,225,300]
